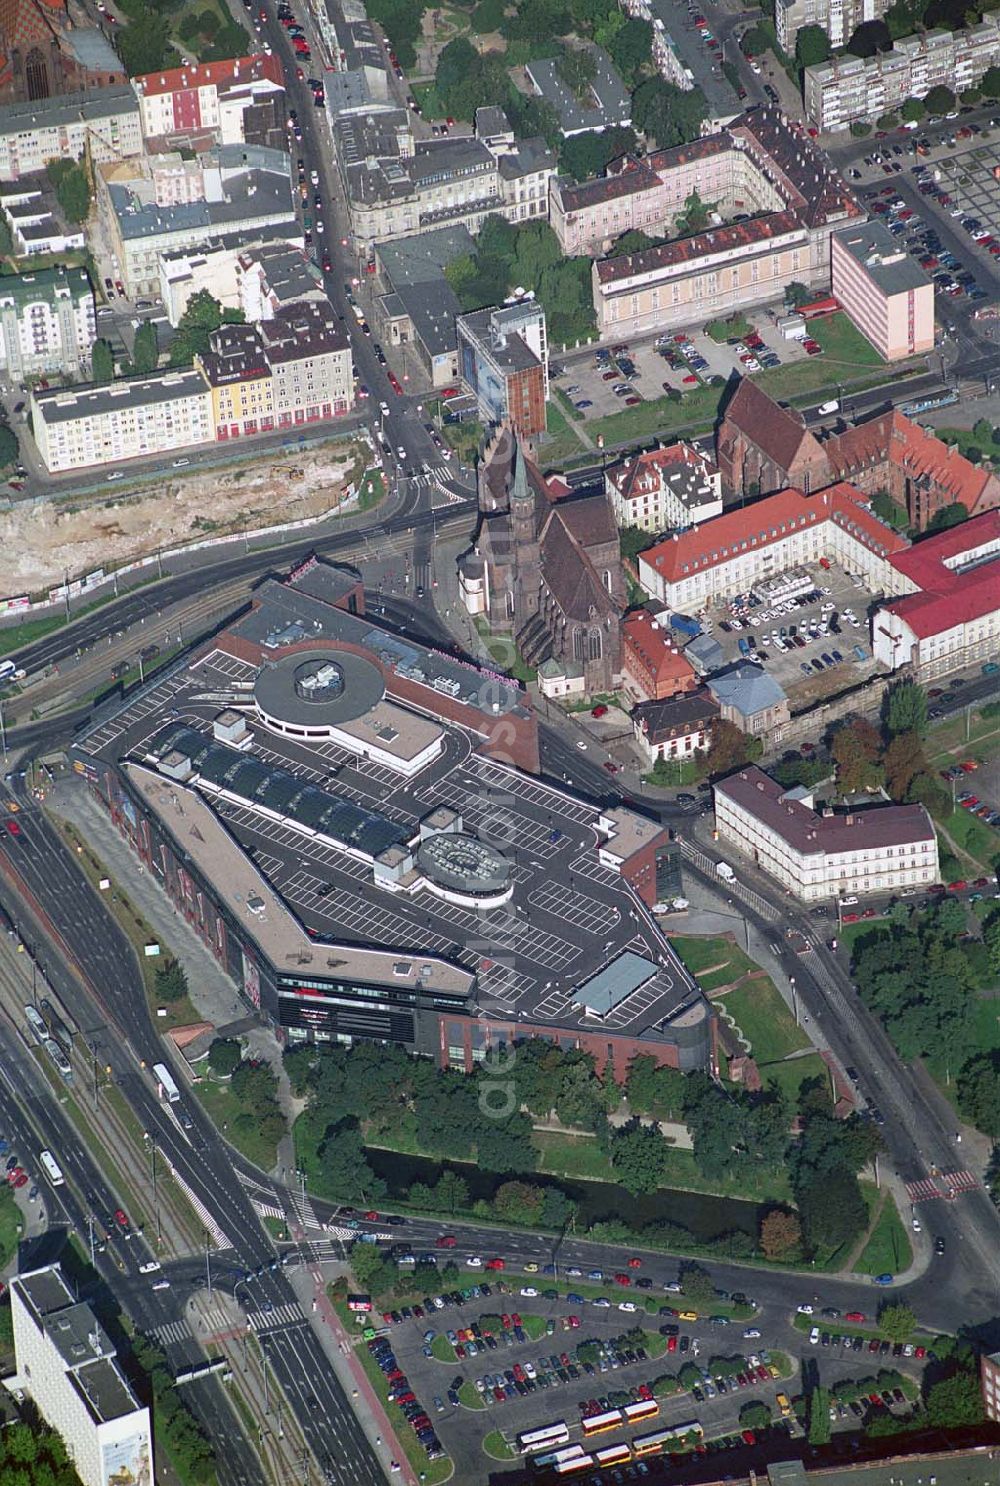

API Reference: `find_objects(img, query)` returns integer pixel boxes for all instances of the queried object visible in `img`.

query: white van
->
[817,399,840,416]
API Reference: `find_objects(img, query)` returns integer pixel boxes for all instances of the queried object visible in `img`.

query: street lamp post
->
[789,976,798,1025]
[205,1230,212,1298]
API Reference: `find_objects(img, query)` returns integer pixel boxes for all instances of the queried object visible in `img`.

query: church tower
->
[509,432,541,628]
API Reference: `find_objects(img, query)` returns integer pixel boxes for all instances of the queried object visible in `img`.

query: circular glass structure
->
[416,832,512,906]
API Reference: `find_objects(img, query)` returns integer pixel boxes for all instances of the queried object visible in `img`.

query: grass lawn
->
[440,415,485,464]
[838,920,891,955]
[715,978,811,1064]
[194,1078,282,1172]
[534,1128,792,1205]
[430,1335,455,1363]
[807,312,885,367]
[666,934,758,983]
[411,81,449,119]
[590,382,723,445]
[458,1381,485,1409]
[854,1198,913,1278]
[940,806,997,870]
[473,617,536,683]
[757,1052,830,1105]
[926,708,1000,767]
[483,1429,516,1460]
[540,399,587,465]
[0,1186,20,1269]
[936,424,1000,463]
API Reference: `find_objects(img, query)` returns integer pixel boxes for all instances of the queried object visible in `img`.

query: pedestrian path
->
[678,838,781,922]
[151,1318,193,1347]
[906,1169,979,1203]
[248,1301,306,1332]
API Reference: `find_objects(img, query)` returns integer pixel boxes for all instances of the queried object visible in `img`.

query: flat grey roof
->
[574,951,658,1015]
[13,1267,140,1424]
[834,221,932,296]
[526,46,630,134]
[109,167,294,241]
[34,370,207,424]
[376,225,475,287]
[0,84,137,135]
[253,647,385,728]
[392,279,461,359]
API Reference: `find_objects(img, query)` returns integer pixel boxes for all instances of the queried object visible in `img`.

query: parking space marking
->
[528,880,619,932]
[568,853,620,888]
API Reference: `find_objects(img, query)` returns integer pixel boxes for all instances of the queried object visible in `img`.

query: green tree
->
[208,1038,242,1077]
[883,679,927,737]
[493,1179,544,1223]
[631,77,707,148]
[556,43,597,97]
[608,1118,669,1194]
[169,289,243,366]
[0,424,18,468]
[905,770,951,823]
[607,15,651,81]
[795,22,830,68]
[133,319,159,374]
[830,716,883,792]
[677,1260,715,1308]
[927,501,969,532]
[116,9,175,74]
[796,1166,867,1251]
[558,129,616,182]
[319,1118,386,1204]
[784,280,812,309]
[882,729,925,800]
[705,718,757,776]
[900,95,925,121]
[47,161,91,225]
[350,1240,391,1291]
[925,1369,986,1428]
[877,1301,916,1341]
[808,1385,831,1445]
[982,64,1000,97]
[741,23,769,53]
[740,1401,772,1429]
[957,1049,1000,1137]
[676,189,711,234]
[847,18,892,53]
[153,957,188,1002]
[924,83,956,116]
[91,338,114,384]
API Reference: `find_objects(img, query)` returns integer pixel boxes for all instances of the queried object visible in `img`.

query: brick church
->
[458,423,626,696]
[717,379,1000,530]
[0,0,126,102]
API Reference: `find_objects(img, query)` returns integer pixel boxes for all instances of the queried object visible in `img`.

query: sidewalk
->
[49,779,248,1031]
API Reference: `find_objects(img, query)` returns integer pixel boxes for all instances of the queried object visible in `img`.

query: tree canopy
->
[631,78,707,148]
[795,23,831,68]
[169,289,244,367]
[91,340,114,384]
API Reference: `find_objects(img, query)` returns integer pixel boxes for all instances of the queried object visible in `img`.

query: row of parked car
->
[368,1335,444,1461]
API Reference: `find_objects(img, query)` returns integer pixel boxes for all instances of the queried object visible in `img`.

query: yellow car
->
[776,1392,792,1417]
[523,1262,539,1273]
[678,1310,699,1322]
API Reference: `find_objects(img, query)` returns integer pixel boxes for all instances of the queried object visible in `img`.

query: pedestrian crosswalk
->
[906,1169,979,1203]
[248,1301,305,1332]
[287,1184,323,1234]
[151,1319,193,1348]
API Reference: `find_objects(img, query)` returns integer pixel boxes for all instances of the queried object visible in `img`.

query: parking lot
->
[696,558,879,703]
[363,1261,933,1482]
[554,311,824,423]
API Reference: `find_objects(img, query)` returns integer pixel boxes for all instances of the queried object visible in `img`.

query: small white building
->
[605,442,722,534]
[8,1265,153,1486]
[713,766,939,901]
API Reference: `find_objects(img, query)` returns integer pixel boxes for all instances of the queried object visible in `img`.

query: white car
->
[524,1362,537,1378]
[379,401,390,416]
[618,1301,637,1312]
[520,1286,539,1298]
[809,1326,821,1344]
[576,740,587,750]
[664,1281,683,1293]
[396,445,406,460]
[465,1256,483,1268]
[743,1327,761,1339]
[841,895,859,906]
[797,1304,814,1315]
[912,1215,922,1233]
[138,1260,161,1274]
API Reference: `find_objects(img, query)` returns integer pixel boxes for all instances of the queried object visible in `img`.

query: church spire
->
[510,431,531,508]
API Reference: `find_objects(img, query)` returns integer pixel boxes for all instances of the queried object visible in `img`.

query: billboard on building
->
[102,1429,152,1486]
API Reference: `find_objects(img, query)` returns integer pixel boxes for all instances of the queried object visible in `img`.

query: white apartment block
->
[605,442,722,533]
[8,1266,153,1486]
[804,16,1000,131]
[32,370,215,472]
[133,54,285,146]
[777,0,890,55]
[0,86,143,181]
[713,766,939,901]
[0,266,95,379]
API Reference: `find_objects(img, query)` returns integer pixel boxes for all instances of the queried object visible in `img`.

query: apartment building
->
[632,689,719,766]
[32,299,352,470]
[622,609,699,703]
[585,110,860,331]
[524,46,631,137]
[333,109,555,249]
[831,221,934,361]
[637,482,911,611]
[457,301,547,437]
[873,509,1000,680]
[0,265,94,378]
[159,238,321,325]
[9,1265,153,1486]
[132,54,286,150]
[605,442,722,532]
[804,16,1000,131]
[713,765,939,901]
[982,1351,1000,1423]
[98,144,297,296]
[777,0,890,55]
[0,85,143,180]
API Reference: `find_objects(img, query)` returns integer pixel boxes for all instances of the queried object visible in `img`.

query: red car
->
[5,820,20,836]
[682,374,699,384]
[667,1335,677,1352]
[592,704,608,717]
[364,1210,379,1221]
[602,761,618,773]
[947,880,967,892]
[114,1208,130,1233]
[485,1257,504,1270]
[5,1167,23,1186]
[742,1430,756,1445]
[613,1273,631,1286]
[568,1315,580,1328]
[10,1172,25,1189]
[845,1310,865,1322]
[436,1235,456,1248]
[627,1257,642,1268]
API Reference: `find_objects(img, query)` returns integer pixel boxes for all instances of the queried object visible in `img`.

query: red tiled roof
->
[882,509,1000,639]
[608,441,711,502]
[646,134,732,175]
[623,609,697,690]
[828,410,1000,518]
[719,378,825,479]
[596,210,803,285]
[732,108,862,229]
[132,52,283,97]
[639,483,907,585]
[556,154,661,213]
